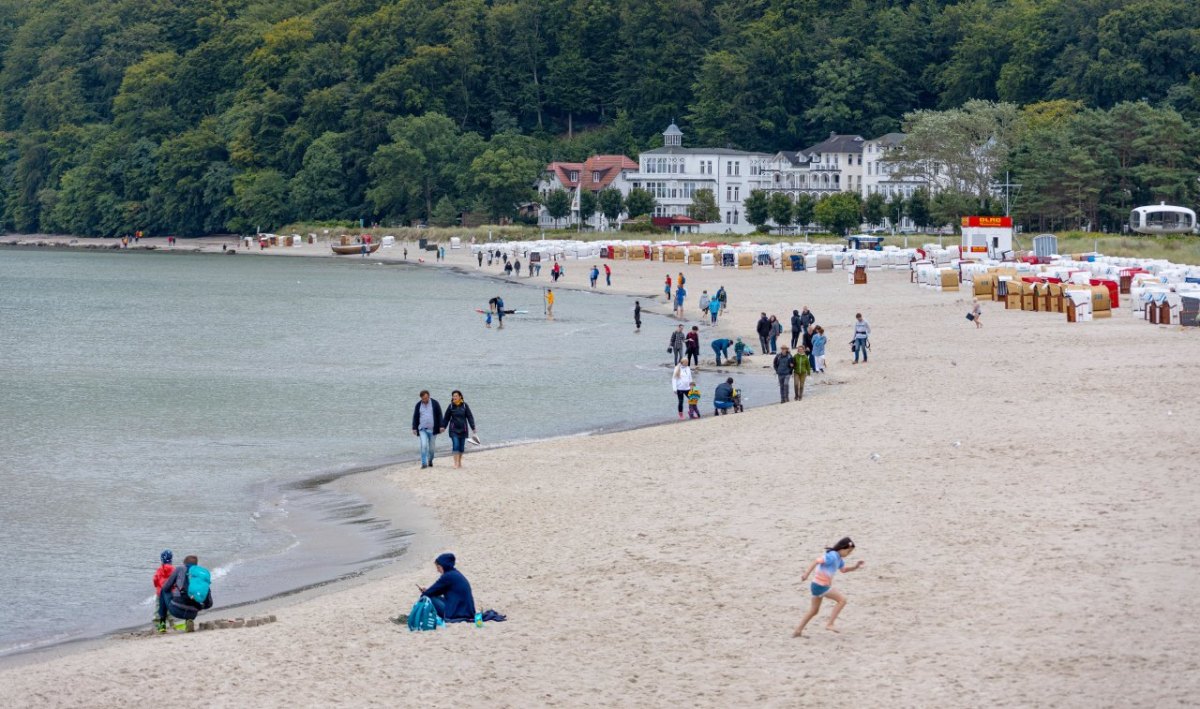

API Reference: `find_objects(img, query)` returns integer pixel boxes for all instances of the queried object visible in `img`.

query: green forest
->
[0,0,1198,236]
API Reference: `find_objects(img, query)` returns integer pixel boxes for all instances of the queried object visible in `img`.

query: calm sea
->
[0,247,772,654]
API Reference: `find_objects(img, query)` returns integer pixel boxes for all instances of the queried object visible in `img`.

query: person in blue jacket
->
[417,553,476,622]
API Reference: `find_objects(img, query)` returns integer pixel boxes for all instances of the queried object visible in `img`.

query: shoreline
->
[0,239,777,666]
[3,234,1196,705]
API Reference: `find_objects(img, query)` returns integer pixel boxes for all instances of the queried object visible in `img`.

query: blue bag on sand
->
[186,566,211,606]
[407,597,443,632]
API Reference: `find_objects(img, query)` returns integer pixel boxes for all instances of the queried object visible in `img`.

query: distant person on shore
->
[476,251,482,267]
[711,337,732,366]
[773,346,795,403]
[489,296,505,329]
[513,258,521,276]
[411,390,443,469]
[811,327,827,372]
[528,261,534,277]
[158,554,213,633]
[713,377,735,415]
[716,286,727,313]
[674,284,687,318]
[970,299,982,328]
[800,306,815,338]
[677,271,686,289]
[685,326,700,367]
[634,301,642,332]
[756,313,771,354]
[699,290,710,319]
[589,265,599,288]
[441,390,477,469]
[707,295,720,324]
[793,537,865,638]
[792,345,811,401]
[790,310,803,349]
[417,553,476,622]
[734,337,747,365]
[672,361,693,419]
[404,247,409,260]
[604,263,612,286]
[668,324,686,365]
[504,261,513,276]
[852,313,871,364]
[152,550,175,632]
[769,315,783,354]
[545,289,554,320]
[664,274,672,298]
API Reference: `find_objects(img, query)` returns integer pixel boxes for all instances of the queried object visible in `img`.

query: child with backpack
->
[152,550,174,633]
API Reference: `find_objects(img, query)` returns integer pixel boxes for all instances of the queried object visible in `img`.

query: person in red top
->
[153,550,174,632]
[604,263,612,286]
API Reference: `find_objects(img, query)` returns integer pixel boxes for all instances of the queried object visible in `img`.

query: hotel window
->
[726,161,733,176]
[725,211,731,224]
[593,171,601,182]
[733,186,740,201]
[569,171,579,181]
[734,162,740,176]
[734,210,739,224]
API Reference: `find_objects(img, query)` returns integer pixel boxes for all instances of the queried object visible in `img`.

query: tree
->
[862,193,886,228]
[929,190,978,232]
[598,187,624,229]
[544,189,571,227]
[887,193,907,230]
[431,195,457,227]
[689,188,719,222]
[625,188,655,220]
[743,189,770,230]
[814,192,862,235]
[367,113,481,223]
[768,192,794,232]
[230,169,290,234]
[578,188,598,228]
[290,131,347,221]
[907,190,930,230]
[469,146,540,221]
[793,193,816,231]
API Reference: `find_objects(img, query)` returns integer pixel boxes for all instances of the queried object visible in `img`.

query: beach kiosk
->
[961,216,1014,260]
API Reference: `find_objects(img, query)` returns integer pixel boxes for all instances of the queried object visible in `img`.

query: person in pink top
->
[792,537,865,637]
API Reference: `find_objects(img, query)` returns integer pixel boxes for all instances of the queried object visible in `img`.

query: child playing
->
[152,549,174,632]
[734,337,747,365]
[732,387,744,413]
[793,537,865,637]
[485,311,492,328]
[686,382,701,419]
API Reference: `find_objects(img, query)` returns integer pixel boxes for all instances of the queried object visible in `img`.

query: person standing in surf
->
[792,537,865,637]
[634,301,642,332]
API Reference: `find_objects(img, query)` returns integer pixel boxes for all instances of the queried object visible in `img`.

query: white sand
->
[2,237,1198,707]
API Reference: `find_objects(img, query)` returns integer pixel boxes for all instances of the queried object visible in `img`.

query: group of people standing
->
[411,389,478,469]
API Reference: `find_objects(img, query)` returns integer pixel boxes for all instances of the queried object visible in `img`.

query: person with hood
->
[411,390,443,468]
[699,290,710,318]
[734,337,747,365]
[151,550,175,632]
[716,286,727,313]
[756,313,772,354]
[707,295,720,325]
[799,306,816,336]
[440,390,477,469]
[158,554,213,632]
[773,345,795,403]
[790,310,803,349]
[418,553,476,622]
[713,377,735,415]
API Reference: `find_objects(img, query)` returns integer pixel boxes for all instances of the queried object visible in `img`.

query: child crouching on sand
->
[793,537,865,637]
[686,382,701,419]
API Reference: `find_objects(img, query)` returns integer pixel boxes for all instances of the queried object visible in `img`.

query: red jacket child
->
[153,550,175,593]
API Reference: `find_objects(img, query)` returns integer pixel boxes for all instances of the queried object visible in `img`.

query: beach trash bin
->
[790,254,803,271]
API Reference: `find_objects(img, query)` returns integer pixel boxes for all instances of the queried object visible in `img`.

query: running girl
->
[792,537,865,637]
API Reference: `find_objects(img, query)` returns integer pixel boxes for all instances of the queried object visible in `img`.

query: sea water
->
[0,247,772,654]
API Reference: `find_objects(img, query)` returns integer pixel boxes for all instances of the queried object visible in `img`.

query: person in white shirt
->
[852,313,871,364]
[671,362,692,420]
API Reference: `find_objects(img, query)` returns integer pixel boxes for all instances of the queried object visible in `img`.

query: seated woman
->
[418,553,476,622]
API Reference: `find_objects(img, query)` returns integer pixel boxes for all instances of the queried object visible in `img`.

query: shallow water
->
[0,248,774,654]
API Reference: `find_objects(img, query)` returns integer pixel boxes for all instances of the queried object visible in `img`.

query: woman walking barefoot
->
[792,537,865,637]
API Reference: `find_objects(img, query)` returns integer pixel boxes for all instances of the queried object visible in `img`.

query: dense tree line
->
[0,0,1198,236]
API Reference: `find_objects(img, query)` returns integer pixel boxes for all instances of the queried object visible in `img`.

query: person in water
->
[417,553,476,622]
[792,537,865,637]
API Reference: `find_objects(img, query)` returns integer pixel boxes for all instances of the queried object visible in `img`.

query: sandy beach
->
[2,235,1197,707]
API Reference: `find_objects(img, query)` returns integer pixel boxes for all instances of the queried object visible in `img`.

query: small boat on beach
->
[331,242,381,255]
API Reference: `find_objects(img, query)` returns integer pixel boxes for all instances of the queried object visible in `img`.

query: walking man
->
[756,313,772,355]
[411,390,443,468]
[604,263,612,286]
[773,346,795,403]
[668,324,686,365]
[852,312,871,364]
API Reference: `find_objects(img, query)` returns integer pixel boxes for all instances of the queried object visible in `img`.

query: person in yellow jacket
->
[545,289,555,320]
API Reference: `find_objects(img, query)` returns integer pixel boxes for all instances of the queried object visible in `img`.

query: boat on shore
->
[331,242,381,255]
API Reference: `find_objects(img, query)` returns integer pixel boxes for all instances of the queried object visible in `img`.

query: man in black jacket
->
[790,309,803,349]
[756,313,772,355]
[773,346,795,403]
[411,390,443,468]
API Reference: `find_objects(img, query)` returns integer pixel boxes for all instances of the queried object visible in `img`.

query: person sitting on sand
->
[418,553,476,622]
[793,537,865,638]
